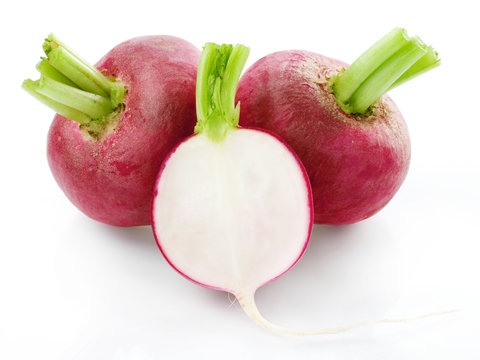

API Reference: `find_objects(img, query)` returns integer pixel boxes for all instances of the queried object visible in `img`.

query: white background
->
[1,0,479,358]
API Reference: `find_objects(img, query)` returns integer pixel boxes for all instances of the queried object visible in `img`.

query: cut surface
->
[152,128,312,295]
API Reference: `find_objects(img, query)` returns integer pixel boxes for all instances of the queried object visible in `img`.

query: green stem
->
[332,28,440,115]
[388,45,439,90]
[25,76,113,119]
[36,58,79,88]
[47,46,111,98]
[22,79,92,125]
[195,43,250,142]
[23,34,126,133]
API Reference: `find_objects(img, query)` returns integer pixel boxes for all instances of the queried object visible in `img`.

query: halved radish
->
[151,43,314,332]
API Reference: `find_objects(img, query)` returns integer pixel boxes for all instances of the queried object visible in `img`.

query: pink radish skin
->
[47,36,200,226]
[236,50,411,225]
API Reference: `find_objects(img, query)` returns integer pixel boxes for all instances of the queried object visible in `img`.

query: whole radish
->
[23,35,200,226]
[237,28,439,225]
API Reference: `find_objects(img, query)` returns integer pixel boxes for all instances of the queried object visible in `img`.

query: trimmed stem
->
[36,58,79,88]
[25,76,113,119]
[23,33,126,129]
[22,79,92,125]
[47,46,111,98]
[195,43,250,142]
[348,40,426,114]
[334,28,408,106]
[389,45,440,90]
[332,28,440,115]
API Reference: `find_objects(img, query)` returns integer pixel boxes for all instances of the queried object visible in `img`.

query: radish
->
[237,28,439,225]
[23,34,200,226]
[151,42,316,333]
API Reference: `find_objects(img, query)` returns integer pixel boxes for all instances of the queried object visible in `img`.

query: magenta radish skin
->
[236,50,411,225]
[47,36,200,226]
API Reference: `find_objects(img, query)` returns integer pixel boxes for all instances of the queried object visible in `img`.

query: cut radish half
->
[152,127,312,309]
[151,42,313,333]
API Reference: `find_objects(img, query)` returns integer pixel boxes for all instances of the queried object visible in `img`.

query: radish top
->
[23,34,126,138]
[194,43,249,142]
[332,28,439,115]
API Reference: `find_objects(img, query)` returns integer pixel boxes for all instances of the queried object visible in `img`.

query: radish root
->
[239,291,458,335]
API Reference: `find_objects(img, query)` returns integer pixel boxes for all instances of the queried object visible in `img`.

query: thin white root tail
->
[239,292,459,336]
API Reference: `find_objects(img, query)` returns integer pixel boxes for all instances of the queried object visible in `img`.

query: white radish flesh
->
[152,128,313,328]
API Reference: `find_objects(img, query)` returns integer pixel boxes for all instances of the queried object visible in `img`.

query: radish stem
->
[47,46,111,98]
[389,46,439,89]
[36,58,79,88]
[25,76,113,119]
[22,34,126,136]
[194,43,249,142]
[22,79,92,125]
[332,28,439,115]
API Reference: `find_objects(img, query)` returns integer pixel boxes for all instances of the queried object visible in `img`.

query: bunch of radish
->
[24,28,441,333]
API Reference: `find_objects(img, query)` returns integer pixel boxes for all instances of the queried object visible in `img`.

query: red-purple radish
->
[23,34,200,226]
[151,43,316,333]
[237,28,439,225]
